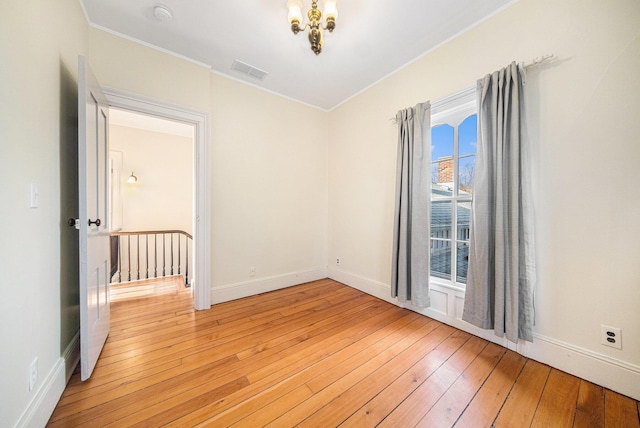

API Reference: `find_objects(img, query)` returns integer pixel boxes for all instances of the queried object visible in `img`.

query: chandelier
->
[287,0,338,55]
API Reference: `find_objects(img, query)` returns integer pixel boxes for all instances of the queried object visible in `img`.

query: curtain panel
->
[391,102,431,307]
[462,62,536,343]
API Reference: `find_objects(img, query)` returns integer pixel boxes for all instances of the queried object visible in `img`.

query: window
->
[430,88,477,287]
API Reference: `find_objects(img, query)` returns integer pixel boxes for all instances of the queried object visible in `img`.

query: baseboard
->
[210,267,329,304]
[328,267,394,304]
[63,330,80,383]
[328,266,640,401]
[524,333,640,400]
[14,358,66,428]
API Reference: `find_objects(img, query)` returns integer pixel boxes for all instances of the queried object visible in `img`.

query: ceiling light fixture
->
[287,0,338,55]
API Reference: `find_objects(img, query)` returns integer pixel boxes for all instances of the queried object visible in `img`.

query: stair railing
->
[110,230,193,286]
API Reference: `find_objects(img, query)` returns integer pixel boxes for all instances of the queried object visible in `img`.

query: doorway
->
[104,88,211,310]
[108,108,195,300]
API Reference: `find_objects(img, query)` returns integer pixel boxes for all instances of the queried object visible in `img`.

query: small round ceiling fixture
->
[153,5,173,22]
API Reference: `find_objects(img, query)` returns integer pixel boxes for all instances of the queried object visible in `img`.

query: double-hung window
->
[430,88,477,288]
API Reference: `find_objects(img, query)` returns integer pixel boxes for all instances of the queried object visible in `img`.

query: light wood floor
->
[49,278,640,427]
[109,276,189,302]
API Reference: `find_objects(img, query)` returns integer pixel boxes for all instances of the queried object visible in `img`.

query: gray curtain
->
[391,102,431,307]
[462,62,536,342]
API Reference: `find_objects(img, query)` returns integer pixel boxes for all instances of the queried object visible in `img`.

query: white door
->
[78,56,110,380]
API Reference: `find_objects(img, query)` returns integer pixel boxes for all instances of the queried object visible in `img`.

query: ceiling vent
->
[231,60,269,81]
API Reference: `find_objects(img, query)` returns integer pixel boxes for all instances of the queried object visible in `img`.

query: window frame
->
[430,87,477,291]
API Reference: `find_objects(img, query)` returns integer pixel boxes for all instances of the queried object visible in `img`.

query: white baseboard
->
[14,358,66,428]
[210,267,329,304]
[328,267,394,304]
[63,331,80,383]
[524,333,640,401]
[328,266,640,401]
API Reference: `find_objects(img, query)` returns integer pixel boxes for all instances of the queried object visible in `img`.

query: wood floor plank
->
[530,368,581,427]
[304,316,437,394]
[48,279,640,427]
[605,390,640,428]
[97,296,334,365]
[160,304,411,426]
[226,384,316,428]
[50,370,244,426]
[169,306,414,427]
[340,330,471,427]
[377,335,489,428]
[298,324,459,427]
[454,349,527,428]
[55,295,388,419]
[493,359,550,427]
[204,312,426,428]
[574,380,605,427]
[413,342,506,427]
[93,293,379,383]
[266,320,448,427]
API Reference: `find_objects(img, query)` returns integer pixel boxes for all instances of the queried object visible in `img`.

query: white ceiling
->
[81,0,516,111]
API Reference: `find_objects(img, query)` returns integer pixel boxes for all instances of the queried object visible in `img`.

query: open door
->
[78,56,110,380]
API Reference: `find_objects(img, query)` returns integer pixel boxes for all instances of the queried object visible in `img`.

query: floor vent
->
[231,60,269,81]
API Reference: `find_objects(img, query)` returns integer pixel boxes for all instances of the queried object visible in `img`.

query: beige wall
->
[88,29,211,112]
[110,125,194,234]
[210,73,328,287]
[328,0,640,396]
[0,0,88,425]
[90,29,329,292]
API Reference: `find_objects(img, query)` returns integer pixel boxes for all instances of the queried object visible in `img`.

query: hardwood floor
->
[109,276,189,302]
[49,279,640,427]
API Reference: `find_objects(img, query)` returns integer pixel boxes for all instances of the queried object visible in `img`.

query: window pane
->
[457,202,472,241]
[431,200,452,238]
[459,114,477,157]
[431,239,451,281]
[458,155,475,195]
[456,242,469,283]
[431,124,454,187]
[431,173,453,198]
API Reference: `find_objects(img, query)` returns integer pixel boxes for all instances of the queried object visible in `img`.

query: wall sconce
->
[127,172,138,184]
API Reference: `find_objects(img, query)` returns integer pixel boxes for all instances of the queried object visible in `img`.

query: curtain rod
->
[520,53,554,69]
[389,54,555,123]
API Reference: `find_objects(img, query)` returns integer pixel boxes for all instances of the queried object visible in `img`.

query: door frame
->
[104,87,211,310]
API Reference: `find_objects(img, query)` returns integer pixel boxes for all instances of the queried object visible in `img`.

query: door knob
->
[88,218,101,227]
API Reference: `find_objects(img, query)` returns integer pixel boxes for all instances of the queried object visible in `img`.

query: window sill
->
[429,278,466,294]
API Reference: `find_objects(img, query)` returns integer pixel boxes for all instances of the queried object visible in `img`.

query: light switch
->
[30,184,39,208]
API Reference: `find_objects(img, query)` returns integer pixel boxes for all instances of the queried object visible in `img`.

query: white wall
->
[328,0,640,400]
[110,125,194,234]
[0,0,88,426]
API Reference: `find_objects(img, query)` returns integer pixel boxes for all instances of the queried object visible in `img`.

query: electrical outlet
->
[249,266,256,277]
[336,258,340,265]
[29,358,38,391]
[601,325,622,350]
